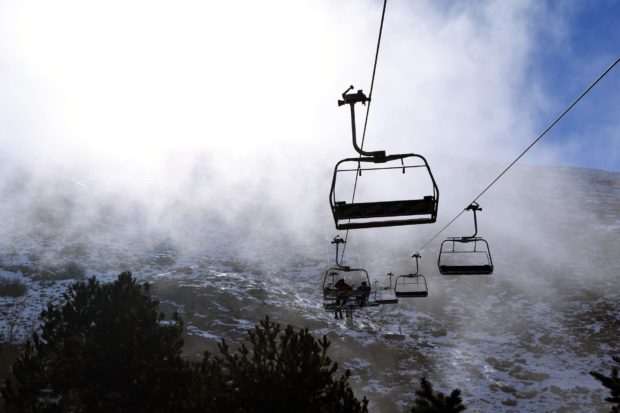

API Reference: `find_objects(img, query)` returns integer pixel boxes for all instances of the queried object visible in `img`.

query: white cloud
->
[0,0,616,256]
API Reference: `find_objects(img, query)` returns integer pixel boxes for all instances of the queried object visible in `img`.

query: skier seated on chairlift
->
[335,279,352,304]
[356,281,371,307]
[334,279,352,319]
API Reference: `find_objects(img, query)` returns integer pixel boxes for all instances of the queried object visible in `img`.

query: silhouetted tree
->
[2,272,190,412]
[2,273,369,412]
[410,377,466,413]
[191,316,369,413]
[591,356,620,413]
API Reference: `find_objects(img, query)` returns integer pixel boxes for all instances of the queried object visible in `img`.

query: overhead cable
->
[341,0,388,262]
[415,54,620,254]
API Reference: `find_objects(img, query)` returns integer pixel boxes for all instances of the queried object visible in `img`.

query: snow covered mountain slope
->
[1,163,618,412]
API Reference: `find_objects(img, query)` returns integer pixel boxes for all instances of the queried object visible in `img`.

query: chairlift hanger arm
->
[411,253,421,275]
[338,86,386,160]
[464,203,481,238]
[331,236,349,269]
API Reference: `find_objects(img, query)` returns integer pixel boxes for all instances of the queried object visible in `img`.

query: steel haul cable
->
[413,55,620,255]
[340,0,388,263]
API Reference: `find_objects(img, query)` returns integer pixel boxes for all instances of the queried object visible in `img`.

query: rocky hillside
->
[1,163,618,412]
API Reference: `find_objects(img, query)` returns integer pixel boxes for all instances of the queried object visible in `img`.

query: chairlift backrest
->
[322,267,371,300]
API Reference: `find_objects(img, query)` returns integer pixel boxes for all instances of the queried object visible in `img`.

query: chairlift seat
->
[333,198,437,229]
[438,264,493,275]
[394,290,428,298]
[324,302,360,311]
[393,274,428,298]
[376,297,399,304]
[334,197,435,220]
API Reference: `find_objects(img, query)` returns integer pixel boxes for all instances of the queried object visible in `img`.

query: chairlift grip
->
[331,235,345,245]
[471,207,479,238]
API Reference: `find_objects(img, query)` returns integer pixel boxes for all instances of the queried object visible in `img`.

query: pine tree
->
[410,377,466,413]
[2,272,190,412]
[591,356,620,413]
[2,273,369,412]
[192,316,369,413]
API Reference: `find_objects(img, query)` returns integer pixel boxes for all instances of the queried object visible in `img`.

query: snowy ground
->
[1,165,619,412]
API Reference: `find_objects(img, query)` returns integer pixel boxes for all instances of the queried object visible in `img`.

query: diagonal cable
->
[341,0,388,263]
[414,54,620,254]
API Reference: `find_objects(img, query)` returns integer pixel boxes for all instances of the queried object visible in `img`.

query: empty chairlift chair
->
[330,87,439,230]
[372,272,399,304]
[438,202,494,275]
[394,253,429,298]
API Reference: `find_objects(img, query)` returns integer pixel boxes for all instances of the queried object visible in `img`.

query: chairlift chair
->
[330,87,439,230]
[371,275,399,304]
[438,203,494,275]
[322,236,373,310]
[394,253,429,297]
[322,268,372,304]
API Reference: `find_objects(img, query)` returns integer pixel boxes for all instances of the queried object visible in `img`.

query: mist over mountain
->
[1,157,618,412]
[1,1,619,411]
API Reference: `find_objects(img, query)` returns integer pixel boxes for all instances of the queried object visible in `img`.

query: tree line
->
[1,272,617,412]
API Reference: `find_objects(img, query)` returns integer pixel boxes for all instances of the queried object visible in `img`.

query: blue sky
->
[527,1,620,171]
